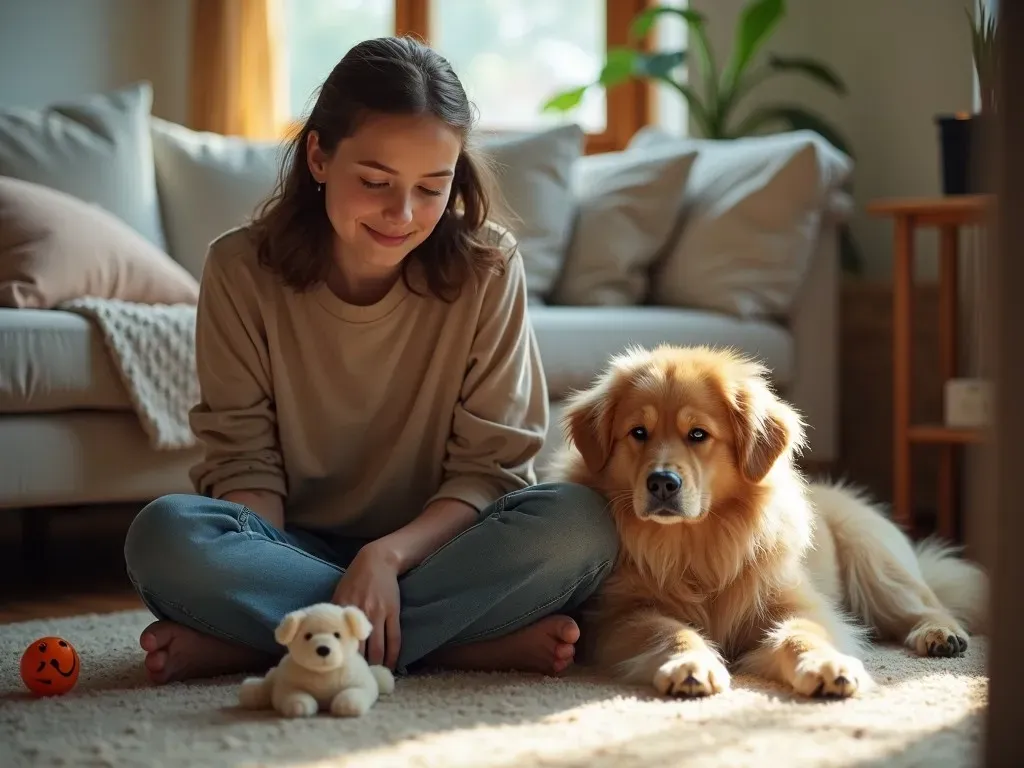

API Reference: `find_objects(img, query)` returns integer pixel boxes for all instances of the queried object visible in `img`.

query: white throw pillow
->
[150,117,285,279]
[0,82,167,251]
[478,125,584,301]
[630,127,853,318]
[549,143,697,306]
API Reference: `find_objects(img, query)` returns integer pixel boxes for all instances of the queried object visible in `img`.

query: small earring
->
[317,182,324,193]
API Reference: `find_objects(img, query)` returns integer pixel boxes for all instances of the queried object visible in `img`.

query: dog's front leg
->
[594,608,730,698]
[740,583,871,699]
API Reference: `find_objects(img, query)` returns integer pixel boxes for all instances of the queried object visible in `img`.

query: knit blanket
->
[60,297,200,451]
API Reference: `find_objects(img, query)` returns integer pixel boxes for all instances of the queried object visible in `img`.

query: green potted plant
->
[542,0,862,272]
[542,0,850,154]
[936,2,998,195]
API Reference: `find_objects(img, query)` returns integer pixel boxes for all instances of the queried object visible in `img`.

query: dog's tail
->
[810,481,989,638]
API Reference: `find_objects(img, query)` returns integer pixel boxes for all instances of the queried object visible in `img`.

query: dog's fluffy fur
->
[550,344,987,699]
[238,603,395,717]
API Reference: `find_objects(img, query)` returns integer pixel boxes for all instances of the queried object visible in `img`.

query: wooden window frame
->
[387,0,653,153]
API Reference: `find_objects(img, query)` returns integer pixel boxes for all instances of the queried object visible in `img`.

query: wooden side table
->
[867,195,993,539]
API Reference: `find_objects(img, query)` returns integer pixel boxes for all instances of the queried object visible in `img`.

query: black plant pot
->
[936,113,989,195]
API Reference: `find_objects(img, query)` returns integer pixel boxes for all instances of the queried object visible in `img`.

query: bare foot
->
[424,614,580,676]
[139,621,275,685]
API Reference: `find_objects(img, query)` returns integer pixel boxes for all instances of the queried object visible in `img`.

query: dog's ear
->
[274,609,306,646]
[728,366,806,483]
[562,377,618,473]
[342,607,373,642]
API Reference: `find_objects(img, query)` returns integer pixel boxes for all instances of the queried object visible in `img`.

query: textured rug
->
[0,610,988,768]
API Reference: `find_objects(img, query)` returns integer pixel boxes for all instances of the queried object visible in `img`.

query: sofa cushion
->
[0,177,200,309]
[629,128,852,319]
[0,411,199,507]
[478,125,584,300]
[150,116,285,279]
[548,142,697,306]
[530,305,793,399]
[0,82,168,250]
[0,308,131,414]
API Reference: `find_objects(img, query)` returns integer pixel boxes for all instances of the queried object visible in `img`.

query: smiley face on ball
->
[20,636,80,696]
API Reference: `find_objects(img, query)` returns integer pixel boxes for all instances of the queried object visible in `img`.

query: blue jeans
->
[123,482,618,673]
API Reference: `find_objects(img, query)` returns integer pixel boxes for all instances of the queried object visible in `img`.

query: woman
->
[123,36,618,685]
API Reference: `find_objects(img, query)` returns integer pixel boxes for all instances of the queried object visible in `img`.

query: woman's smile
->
[363,224,411,247]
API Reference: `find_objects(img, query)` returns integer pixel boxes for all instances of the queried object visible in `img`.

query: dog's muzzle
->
[644,470,687,518]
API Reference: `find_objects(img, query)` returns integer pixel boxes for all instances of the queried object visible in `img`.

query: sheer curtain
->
[188,0,288,138]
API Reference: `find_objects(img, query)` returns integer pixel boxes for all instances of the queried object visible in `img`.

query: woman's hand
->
[330,542,402,669]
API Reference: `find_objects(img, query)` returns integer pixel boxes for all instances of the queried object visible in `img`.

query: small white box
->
[944,378,993,428]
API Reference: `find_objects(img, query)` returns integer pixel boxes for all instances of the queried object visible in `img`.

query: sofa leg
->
[21,509,50,579]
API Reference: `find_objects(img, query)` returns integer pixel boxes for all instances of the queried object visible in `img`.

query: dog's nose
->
[647,470,682,500]
[316,645,331,657]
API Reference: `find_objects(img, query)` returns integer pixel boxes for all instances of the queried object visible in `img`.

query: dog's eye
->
[304,632,313,641]
[629,426,648,441]
[688,428,708,442]
[333,632,341,639]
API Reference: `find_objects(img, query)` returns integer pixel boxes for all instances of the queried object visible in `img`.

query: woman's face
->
[306,111,461,276]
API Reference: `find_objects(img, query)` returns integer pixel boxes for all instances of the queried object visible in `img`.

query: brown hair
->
[250,36,512,303]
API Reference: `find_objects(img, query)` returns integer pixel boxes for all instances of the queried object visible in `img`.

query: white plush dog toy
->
[238,602,395,718]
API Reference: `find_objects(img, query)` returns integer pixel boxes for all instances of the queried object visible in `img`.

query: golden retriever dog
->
[550,344,987,699]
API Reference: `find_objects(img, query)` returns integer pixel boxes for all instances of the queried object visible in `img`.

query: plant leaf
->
[658,78,714,137]
[721,0,786,97]
[767,54,847,94]
[540,85,589,113]
[627,5,720,128]
[598,47,640,87]
[634,50,687,79]
[732,104,852,156]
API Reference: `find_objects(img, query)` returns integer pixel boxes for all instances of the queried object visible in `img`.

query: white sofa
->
[0,83,850,518]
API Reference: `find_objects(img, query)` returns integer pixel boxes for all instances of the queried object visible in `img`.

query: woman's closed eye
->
[360,178,444,197]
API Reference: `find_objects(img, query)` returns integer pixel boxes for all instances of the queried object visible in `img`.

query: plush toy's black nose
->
[316,645,331,657]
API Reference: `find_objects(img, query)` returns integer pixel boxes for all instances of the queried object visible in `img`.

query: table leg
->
[938,225,960,541]
[892,215,914,530]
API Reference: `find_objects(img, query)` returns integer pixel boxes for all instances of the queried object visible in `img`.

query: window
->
[281,0,653,152]
[283,0,395,118]
[651,0,689,137]
[429,0,607,134]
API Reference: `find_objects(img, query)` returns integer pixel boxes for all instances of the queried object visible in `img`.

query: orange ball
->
[20,636,80,696]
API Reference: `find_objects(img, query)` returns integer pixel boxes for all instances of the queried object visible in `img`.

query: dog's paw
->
[330,688,374,717]
[278,692,319,718]
[653,651,731,698]
[906,620,969,658]
[791,650,866,699]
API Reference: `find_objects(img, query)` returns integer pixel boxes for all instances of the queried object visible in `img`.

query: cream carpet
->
[0,610,988,768]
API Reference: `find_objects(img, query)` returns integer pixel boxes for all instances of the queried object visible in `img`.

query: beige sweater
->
[188,225,549,538]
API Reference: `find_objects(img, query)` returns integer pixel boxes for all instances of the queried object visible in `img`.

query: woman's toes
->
[145,650,168,673]
[140,620,175,652]
[556,618,581,645]
[554,643,575,661]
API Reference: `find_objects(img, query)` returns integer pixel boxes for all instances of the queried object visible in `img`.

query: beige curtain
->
[188,0,287,138]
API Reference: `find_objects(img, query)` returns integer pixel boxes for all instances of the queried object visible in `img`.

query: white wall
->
[0,0,191,123]
[690,0,975,279]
